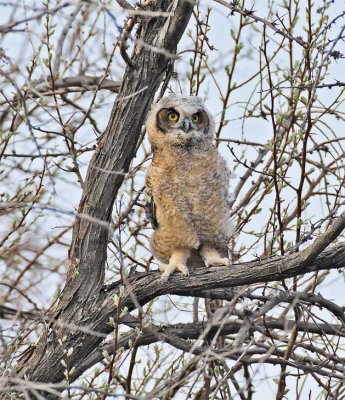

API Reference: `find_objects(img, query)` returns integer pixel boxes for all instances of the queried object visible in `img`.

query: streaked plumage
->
[145,95,234,280]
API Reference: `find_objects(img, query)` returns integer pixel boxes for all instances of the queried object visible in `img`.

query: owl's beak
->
[181,118,193,133]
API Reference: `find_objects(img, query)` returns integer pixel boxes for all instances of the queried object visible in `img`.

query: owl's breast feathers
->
[145,146,231,234]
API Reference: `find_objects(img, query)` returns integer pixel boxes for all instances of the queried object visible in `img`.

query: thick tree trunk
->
[2,1,345,398]
[3,1,195,398]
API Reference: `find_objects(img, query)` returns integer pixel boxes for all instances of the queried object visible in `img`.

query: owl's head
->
[146,95,215,150]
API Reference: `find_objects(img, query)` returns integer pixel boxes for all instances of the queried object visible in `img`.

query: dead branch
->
[0,1,195,398]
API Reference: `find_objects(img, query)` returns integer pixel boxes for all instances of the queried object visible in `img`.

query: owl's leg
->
[200,244,230,268]
[159,248,191,281]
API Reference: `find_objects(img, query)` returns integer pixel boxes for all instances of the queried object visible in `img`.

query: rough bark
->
[16,241,345,388]
[3,0,345,396]
[77,312,345,374]
[4,0,195,396]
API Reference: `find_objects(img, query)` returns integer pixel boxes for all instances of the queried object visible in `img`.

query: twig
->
[0,1,70,33]
[214,0,309,48]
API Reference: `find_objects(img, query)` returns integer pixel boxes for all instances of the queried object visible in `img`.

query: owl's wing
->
[145,198,158,229]
[145,167,158,229]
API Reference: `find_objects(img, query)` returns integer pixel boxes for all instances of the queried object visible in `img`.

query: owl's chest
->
[152,152,225,205]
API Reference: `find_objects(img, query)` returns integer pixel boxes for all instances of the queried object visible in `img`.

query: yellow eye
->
[167,112,179,122]
[192,114,199,123]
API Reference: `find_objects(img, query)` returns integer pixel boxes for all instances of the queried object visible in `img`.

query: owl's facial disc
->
[157,108,209,136]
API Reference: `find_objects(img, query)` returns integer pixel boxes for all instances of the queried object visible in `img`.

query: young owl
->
[145,95,234,280]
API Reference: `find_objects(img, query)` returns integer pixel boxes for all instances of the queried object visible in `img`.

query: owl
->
[145,95,234,280]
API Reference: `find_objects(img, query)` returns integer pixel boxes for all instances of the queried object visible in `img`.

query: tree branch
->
[214,0,309,49]
[6,1,195,397]
[78,315,345,375]
[22,241,345,387]
[0,76,121,108]
[3,1,345,397]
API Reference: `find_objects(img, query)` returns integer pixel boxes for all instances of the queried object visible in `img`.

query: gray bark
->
[3,0,345,397]
[3,1,195,397]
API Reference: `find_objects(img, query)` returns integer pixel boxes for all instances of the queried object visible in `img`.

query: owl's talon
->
[202,257,210,268]
[160,272,170,282]
[203,257,230,268]
[177,263,189,276]
[159,262,189,280]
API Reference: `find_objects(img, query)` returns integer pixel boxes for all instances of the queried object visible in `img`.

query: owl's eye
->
[167,111,179,122]
[192,113,200,123]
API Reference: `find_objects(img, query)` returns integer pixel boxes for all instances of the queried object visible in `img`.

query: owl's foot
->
[159,247,191,281]
[200,244,231,268]
[202,256,230,268]
[159,262,189,281]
